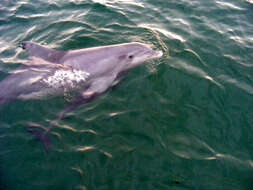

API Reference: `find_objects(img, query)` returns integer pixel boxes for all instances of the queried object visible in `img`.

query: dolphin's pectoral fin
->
[111,70,129,90]
[57,92,99,121]
[21,41,66,63]
[58,75,118,120]
[78,75,117,102]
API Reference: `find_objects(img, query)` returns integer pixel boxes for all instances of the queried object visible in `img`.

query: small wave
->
[246,0,253,4]
[224,54,253,67]
[107,111,128,117]
[91,0,145,8]
[75,145,95,152]
[49,20,96,31]
[229,34,253,47]
[171,57,222,87]
[73,143,113,158]
[139,24,186,43]
[99,149,113,158]
[70,167,84,175]
[58,124,98,135]
[166,133,253,169]
[218,75,253,95]
[166,133,216,160]
[216,1,245,10]
[216,153,253,169]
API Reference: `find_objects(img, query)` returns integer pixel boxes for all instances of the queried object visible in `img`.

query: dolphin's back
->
[0,68,41,102]
[0,64,58,104]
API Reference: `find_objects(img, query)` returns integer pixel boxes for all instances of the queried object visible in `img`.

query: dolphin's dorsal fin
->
[21,42,66,63]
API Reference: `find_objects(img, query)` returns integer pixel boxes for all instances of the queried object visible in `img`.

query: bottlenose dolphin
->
[0,41,163,150]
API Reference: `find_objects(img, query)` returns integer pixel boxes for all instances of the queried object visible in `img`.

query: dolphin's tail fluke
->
[27,126,52,152]
[27,129,51,152]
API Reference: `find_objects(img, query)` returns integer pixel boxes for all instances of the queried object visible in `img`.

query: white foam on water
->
[42,69,90,90]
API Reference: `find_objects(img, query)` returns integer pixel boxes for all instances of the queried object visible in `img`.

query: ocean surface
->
[0,0,253,189]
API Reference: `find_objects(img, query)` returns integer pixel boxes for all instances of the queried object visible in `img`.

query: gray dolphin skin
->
[0,41,163,150]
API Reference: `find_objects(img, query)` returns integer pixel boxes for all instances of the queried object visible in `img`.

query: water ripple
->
[91,0,145,8]
[165,133,253,171]
[141,24,186,43]
[75,145,95,152]
[70,167,84,175]
[246,0,253,4]
[59,124,98,135]
[216,1,245,10]
[216,153,253,169]
[166,133,216,160]
[218,74,253,95]
[170,50,222,87]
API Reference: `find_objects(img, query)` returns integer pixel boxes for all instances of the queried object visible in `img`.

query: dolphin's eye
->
[129,55,134,59]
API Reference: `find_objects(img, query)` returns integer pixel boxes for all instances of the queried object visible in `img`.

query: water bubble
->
[42,69,90,91]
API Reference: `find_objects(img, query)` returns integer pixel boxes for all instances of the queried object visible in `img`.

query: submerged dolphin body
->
[0,41,163,150]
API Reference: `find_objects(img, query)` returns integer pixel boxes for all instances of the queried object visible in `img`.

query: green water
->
[0,0,253,189]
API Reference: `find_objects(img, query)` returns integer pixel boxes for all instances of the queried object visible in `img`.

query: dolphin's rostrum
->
[0,41,163,150]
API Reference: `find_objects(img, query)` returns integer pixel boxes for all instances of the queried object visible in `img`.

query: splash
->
[42,69,90,90]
